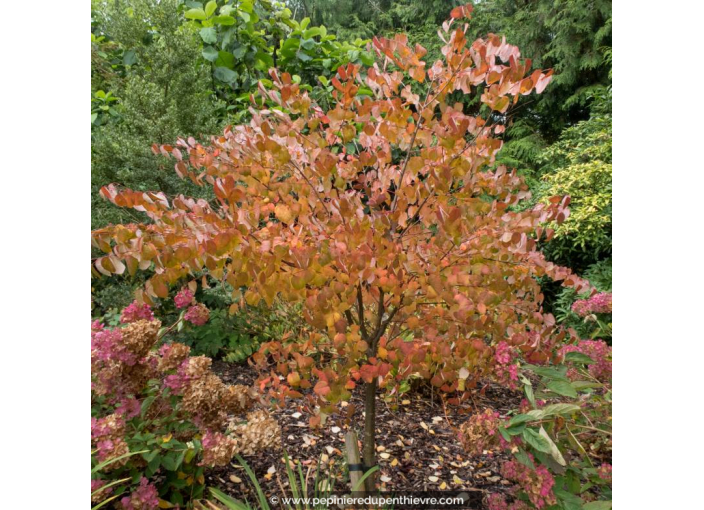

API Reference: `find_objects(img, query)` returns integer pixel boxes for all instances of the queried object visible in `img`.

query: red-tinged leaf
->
[175,162,187,178]
[535,71,553,94]
[313,380,330,397]
[450,4,473,19]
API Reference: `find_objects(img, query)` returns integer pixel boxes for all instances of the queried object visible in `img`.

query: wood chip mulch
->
[207,360,524,509]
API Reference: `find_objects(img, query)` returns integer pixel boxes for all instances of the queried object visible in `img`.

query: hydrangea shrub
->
[91,300,280,508]
[459,338,612,510]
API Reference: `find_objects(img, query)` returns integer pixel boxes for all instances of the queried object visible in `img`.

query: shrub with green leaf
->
[182,0,374,111]
[461,342,612,510]
[91,0,223,229]
[535,93,612,270]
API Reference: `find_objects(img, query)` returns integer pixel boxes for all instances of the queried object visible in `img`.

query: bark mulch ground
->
[207,360,524,509]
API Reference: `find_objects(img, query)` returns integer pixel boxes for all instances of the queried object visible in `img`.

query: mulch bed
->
[207,360,524,509]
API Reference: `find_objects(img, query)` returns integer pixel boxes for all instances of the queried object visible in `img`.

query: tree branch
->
[357,284,369,340]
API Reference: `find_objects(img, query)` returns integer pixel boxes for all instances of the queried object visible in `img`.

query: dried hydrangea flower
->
[91,479,113,504]
[459,408,505,456]
[119,477,159,510]
[91,414,130,468]
[184,303,210,326]
[157,343,191,373]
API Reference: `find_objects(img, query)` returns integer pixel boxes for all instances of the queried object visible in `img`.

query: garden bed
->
[207,361,525,508]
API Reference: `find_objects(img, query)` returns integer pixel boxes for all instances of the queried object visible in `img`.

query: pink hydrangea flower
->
[163,359,193,391]
[495,342,513,364]
[120,477,159,510]
[163,356,211,392]
[174,288,195,309]
[91,479,113,503]
[91,414,129,464]
[560,340,612,382]
[121,300,155,323]
[92,327,137,365]
[487,494,508,510]
[572,292,612,317]
[116,398,141,419]
[91,414,122,440]
[184,303,210,326]
[589,293,612,314]
[500,455,556,509]
[597,462,612,482]
[494,342,519,388]
[487,494,530,510]
[91,479,108,493]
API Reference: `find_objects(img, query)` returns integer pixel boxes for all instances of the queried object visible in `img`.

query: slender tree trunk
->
[362,378,378,493]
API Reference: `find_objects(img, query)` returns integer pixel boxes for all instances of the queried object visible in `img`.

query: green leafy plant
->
[181,0,374,112]
[536,92,612,271]
[206,452,341,510]
[170,292,306,361]
[461,342,612,510]
[91,0,222,229]
[179,309,260,360]
[92,90,121,126]
[496,351,611,510]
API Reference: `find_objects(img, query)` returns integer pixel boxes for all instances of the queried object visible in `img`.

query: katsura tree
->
[92,3,590,489]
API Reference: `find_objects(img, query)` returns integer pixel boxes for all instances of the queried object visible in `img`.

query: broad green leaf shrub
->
[460,340,612,510]
[536,93,612,270]
[182,0,375,111]
[581,258,612,293]
[91,89,121,127]
[181,302,307,362]
[175,309,261,360]
[91,299,280,508]
[91,0,223,229]
[183,285,307,361]
[91,8,128,125]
